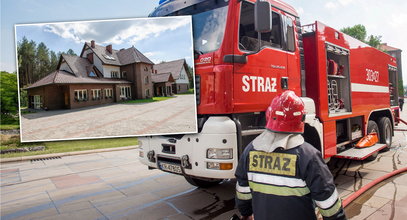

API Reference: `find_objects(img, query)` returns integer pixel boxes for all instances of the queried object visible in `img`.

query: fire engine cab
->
[139,0,400,187]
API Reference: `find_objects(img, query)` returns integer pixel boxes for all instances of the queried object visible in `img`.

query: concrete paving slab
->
[345,203,379,220]
[352,194,391,209]
[38,207,105,220]
[56,200,95,213]
[118,202,179,220]
[366,200,407,220]
[94,192,162,218]
[50,174,102,189]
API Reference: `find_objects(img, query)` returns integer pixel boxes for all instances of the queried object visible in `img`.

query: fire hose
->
[342,166,407,207]
[394,116,407,131]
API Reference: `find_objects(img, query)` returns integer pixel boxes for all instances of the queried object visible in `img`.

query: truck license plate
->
[159,162,182,174]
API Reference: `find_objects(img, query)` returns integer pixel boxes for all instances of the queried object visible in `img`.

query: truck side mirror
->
[255,0,273,33]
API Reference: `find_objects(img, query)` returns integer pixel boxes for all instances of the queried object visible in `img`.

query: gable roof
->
[60,54,96,77]
[26,70,131,89]
[153,59,191,80]
[151,72,175,83]
[379,43,402,52]
[82,42,154,65]
[117,47,154,65]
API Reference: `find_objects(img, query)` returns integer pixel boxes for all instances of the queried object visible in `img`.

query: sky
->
[1,0,406,83]
[14,17,193,65]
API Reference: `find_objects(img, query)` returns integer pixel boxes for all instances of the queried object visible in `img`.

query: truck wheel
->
[378,117,392,152]
[365,120,380,161]
[184,176,222,188]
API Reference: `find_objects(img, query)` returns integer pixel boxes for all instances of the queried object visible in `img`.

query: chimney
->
[87,53,94,64]
[106,44,112,54]
[91,40,95,48]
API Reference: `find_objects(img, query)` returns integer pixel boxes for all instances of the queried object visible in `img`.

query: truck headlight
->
[207,148,233,159]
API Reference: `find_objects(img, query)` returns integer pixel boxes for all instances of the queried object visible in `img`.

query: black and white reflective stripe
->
[315,189,339,209]
[247,172,307,187]
[236,182,251,193]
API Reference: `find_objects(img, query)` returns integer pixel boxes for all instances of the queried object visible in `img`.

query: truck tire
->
[184,176,222,188]
[365,120,380,161]
[378,117,392,152]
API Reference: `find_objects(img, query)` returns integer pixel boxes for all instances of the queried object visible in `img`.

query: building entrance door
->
[33,95,41,109]
[64,92,69,108]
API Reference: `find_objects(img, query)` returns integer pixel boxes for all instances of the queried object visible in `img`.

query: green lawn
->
[176,88,195,95]
[0,136,138,158]
[0,124,19,130]
[124,96,174,104]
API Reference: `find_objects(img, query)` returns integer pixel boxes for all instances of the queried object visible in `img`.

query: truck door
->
[233,1,288,113]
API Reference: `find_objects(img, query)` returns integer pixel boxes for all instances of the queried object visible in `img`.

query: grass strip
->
[0,136,138,158]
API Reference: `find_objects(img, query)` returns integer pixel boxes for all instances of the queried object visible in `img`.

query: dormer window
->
[89,71,96,77]
[111,71,119,78]
[103,54,116,60]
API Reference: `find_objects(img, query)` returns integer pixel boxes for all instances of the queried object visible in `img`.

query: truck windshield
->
[169,0,229,54]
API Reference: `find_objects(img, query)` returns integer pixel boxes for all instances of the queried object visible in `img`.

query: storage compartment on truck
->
[326,43,351,115]
[336,116,363,148]
[388,65,398,106]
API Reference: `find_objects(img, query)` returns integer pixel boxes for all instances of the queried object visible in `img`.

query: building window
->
[178,85,181,91]
[144,66,148,72]
[92,89,101,100]
[104,88,113,98]
[120,86,131,99]
[144,76,149,84]
[33,95,42,109]
[111,71,119,78]
[74,89,88,101]
[146,89,150,97]
[121,71,127,79]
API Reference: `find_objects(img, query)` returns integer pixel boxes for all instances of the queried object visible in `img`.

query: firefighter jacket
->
[235,142,347,220]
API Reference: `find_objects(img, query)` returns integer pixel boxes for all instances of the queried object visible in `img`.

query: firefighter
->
[235,90,346,220]
[399,96,404,111]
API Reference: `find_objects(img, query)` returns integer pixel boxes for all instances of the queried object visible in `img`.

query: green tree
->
[17,37,37,87]
[65,49,77,56]
[366,35,382,48]
[340,24,382,48]
[341,24,366,42]
[49,51,59,71]
[35,42,50,80]
[187,65,194,89]
[0,72,19,115]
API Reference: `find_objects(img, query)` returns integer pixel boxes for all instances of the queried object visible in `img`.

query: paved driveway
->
[3,109,407,220]
[20,95,197,142]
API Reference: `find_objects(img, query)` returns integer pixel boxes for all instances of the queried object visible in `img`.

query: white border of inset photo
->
[15,16,197,142]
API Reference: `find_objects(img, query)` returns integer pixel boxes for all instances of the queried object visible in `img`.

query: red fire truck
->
[139,0,400,187]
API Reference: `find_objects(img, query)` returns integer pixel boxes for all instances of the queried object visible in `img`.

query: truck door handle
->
[281,77,289,89]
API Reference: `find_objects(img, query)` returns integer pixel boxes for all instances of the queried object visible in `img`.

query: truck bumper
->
[138,116,238,179]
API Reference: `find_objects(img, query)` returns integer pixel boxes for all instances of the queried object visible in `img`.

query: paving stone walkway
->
[20,95,197,142]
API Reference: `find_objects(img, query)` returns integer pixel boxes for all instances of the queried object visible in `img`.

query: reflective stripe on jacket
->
[235,142,347,220]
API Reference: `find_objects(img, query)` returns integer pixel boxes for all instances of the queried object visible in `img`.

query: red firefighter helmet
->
[265,90,305,134]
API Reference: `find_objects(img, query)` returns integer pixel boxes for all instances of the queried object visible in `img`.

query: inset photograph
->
[16,17,197,142]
